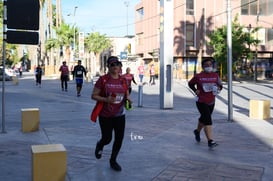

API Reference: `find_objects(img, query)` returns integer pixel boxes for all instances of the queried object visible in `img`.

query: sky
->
[61,0,141,37]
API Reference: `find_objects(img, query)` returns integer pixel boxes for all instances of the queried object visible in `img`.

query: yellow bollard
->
[12,76,19,85]
[32,144,67,181]
[249,100,271,120]
[21,108,40,132]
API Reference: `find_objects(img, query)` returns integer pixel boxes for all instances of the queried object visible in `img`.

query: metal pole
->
[254,12,259,82]
[159,0,174,109]
[124,1,129,36]
[138,85,143,107]
[37,41,41,66]
[73,6,77,61]
[254,47,257,82]
[227,0,233,122]
[1,0,7,133]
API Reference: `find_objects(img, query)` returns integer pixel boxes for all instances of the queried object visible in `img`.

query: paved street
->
[0,74,273,181]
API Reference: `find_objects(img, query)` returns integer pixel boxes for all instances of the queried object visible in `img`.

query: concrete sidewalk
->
[0,75,273,181]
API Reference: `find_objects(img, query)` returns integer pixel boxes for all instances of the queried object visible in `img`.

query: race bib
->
[202,83,214,92]
[113,93,124,104]
[77,70,83,75]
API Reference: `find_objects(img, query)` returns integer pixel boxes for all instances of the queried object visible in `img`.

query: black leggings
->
[98,115,125,161]
[196,102,215,125]
[128,86,132,94]
[149,75,155,84]
[61,75,68,89]
[36,75,41,84]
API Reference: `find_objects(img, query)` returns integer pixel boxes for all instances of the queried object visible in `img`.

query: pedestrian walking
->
[137,62,145,83]
[35,65,42,87]
[122,67,137,94]
[59,61,69,91]
[149,64,156,85]
[91,56,131,171]
[19,65,23,77]
[188,58,223,148]
[72,60,87,97]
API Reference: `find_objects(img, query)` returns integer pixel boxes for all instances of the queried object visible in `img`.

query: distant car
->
[0,66,14,81]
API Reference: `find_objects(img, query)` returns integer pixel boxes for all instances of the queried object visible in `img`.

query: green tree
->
[85,32,112,72]
[5,44,19,66]
[85,32,112,54]
[0,0,3,20]
[208,15,259,78]
[45,23,77,61]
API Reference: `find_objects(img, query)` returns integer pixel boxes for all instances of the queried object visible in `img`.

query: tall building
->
[135,0,273,79]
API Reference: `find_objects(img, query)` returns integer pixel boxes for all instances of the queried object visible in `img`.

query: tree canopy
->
[85,32,112,55]
[208,15,259,77]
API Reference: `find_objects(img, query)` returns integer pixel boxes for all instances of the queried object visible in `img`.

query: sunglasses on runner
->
[110,62,121,67]
[203,63,212,67]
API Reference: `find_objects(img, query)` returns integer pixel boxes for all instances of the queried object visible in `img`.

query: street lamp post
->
[226,0,233,121]
[53,51,57,74]
[73,6,77,60]
[254,12,259,82]
[68,6,78,61]
[37,41,41,66]
[124,1,129,36]
[247,24,252,74]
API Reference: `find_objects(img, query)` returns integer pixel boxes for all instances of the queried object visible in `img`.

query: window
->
[260,0,267,15]
[241,0,273,15]
[241,0,249,15]
[260,0,273,15]
[267,28,273,45]
[269,0,273,15]
[136,33,143,45]
[136,8,144,21]
[186,23,194,47]
[186,0,194,15]
[250,0,257,15]
[240,0,258,15]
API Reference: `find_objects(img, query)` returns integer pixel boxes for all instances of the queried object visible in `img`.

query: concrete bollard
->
[90,74,94,85]
[249,99,271,120]
[138,84,143,107]
[32,144,67,181]
[12,76,19,85]
[21,108,40,132]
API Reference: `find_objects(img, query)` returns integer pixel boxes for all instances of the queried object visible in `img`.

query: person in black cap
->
[188,58,223,148]
[91,56,131,171]
[72,60,87,96]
